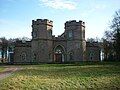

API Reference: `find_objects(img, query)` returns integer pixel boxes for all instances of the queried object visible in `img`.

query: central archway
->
[54,45,65,63]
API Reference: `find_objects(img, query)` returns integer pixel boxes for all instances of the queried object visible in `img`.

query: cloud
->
[93,4,107,11]
[81,4,107,18]
[39,0,77,10]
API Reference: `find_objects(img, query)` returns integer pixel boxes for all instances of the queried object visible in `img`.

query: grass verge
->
[0,62,120,90]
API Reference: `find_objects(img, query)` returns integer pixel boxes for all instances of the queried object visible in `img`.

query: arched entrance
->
[54,45,65,63]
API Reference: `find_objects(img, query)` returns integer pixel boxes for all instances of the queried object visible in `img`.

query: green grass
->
[0,62,120,90]
[0,67,5,72]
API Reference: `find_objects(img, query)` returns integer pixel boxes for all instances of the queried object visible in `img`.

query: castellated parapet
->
[65,20,85,27]
[32,19,53,26]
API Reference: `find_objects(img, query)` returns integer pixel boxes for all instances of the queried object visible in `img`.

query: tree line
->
[102,9,120,61]
[0,37,31,63]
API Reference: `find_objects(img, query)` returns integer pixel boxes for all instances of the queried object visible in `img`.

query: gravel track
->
[0,66,22,80]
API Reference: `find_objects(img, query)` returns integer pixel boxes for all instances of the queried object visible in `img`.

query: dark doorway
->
[8,52,14,64]
[55,54,62,62]
[54,45,65,63]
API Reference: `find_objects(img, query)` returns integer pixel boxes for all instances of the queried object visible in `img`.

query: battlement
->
[15,41,31,47]
[65,20,85,27]
[32,19,53,26]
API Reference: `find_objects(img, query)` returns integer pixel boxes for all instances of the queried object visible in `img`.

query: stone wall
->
[86,42,100,61]
[14,41,32,63]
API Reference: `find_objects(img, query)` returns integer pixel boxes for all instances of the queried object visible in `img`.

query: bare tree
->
[103,9,120,61]
[111,9,120,61]
[0,37,8,63]
[87,37,100,43]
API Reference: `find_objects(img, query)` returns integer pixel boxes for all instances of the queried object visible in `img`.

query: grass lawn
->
[0,62,120,90]
[0,67,5,72]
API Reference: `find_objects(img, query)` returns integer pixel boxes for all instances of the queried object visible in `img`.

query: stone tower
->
[65,20,86,61]
[31,19,53,62]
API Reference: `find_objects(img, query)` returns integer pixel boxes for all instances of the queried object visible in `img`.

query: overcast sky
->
[0,0,120,39]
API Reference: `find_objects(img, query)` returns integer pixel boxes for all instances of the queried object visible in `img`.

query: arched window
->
[69,52,73,60]
[33,53,36,60]
[68,30,73,38]
[32,31,37,38]
[55,45,64,54]
[90,51,94,60]
[21,52,26,61]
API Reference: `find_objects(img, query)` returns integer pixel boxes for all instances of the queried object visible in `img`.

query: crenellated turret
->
[31,19,53,39]
[64,20,85,40]
[65,20,85,28]
[32,19,53,26]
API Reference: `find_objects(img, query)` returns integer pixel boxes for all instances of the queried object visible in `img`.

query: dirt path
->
[0,66,22,80]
